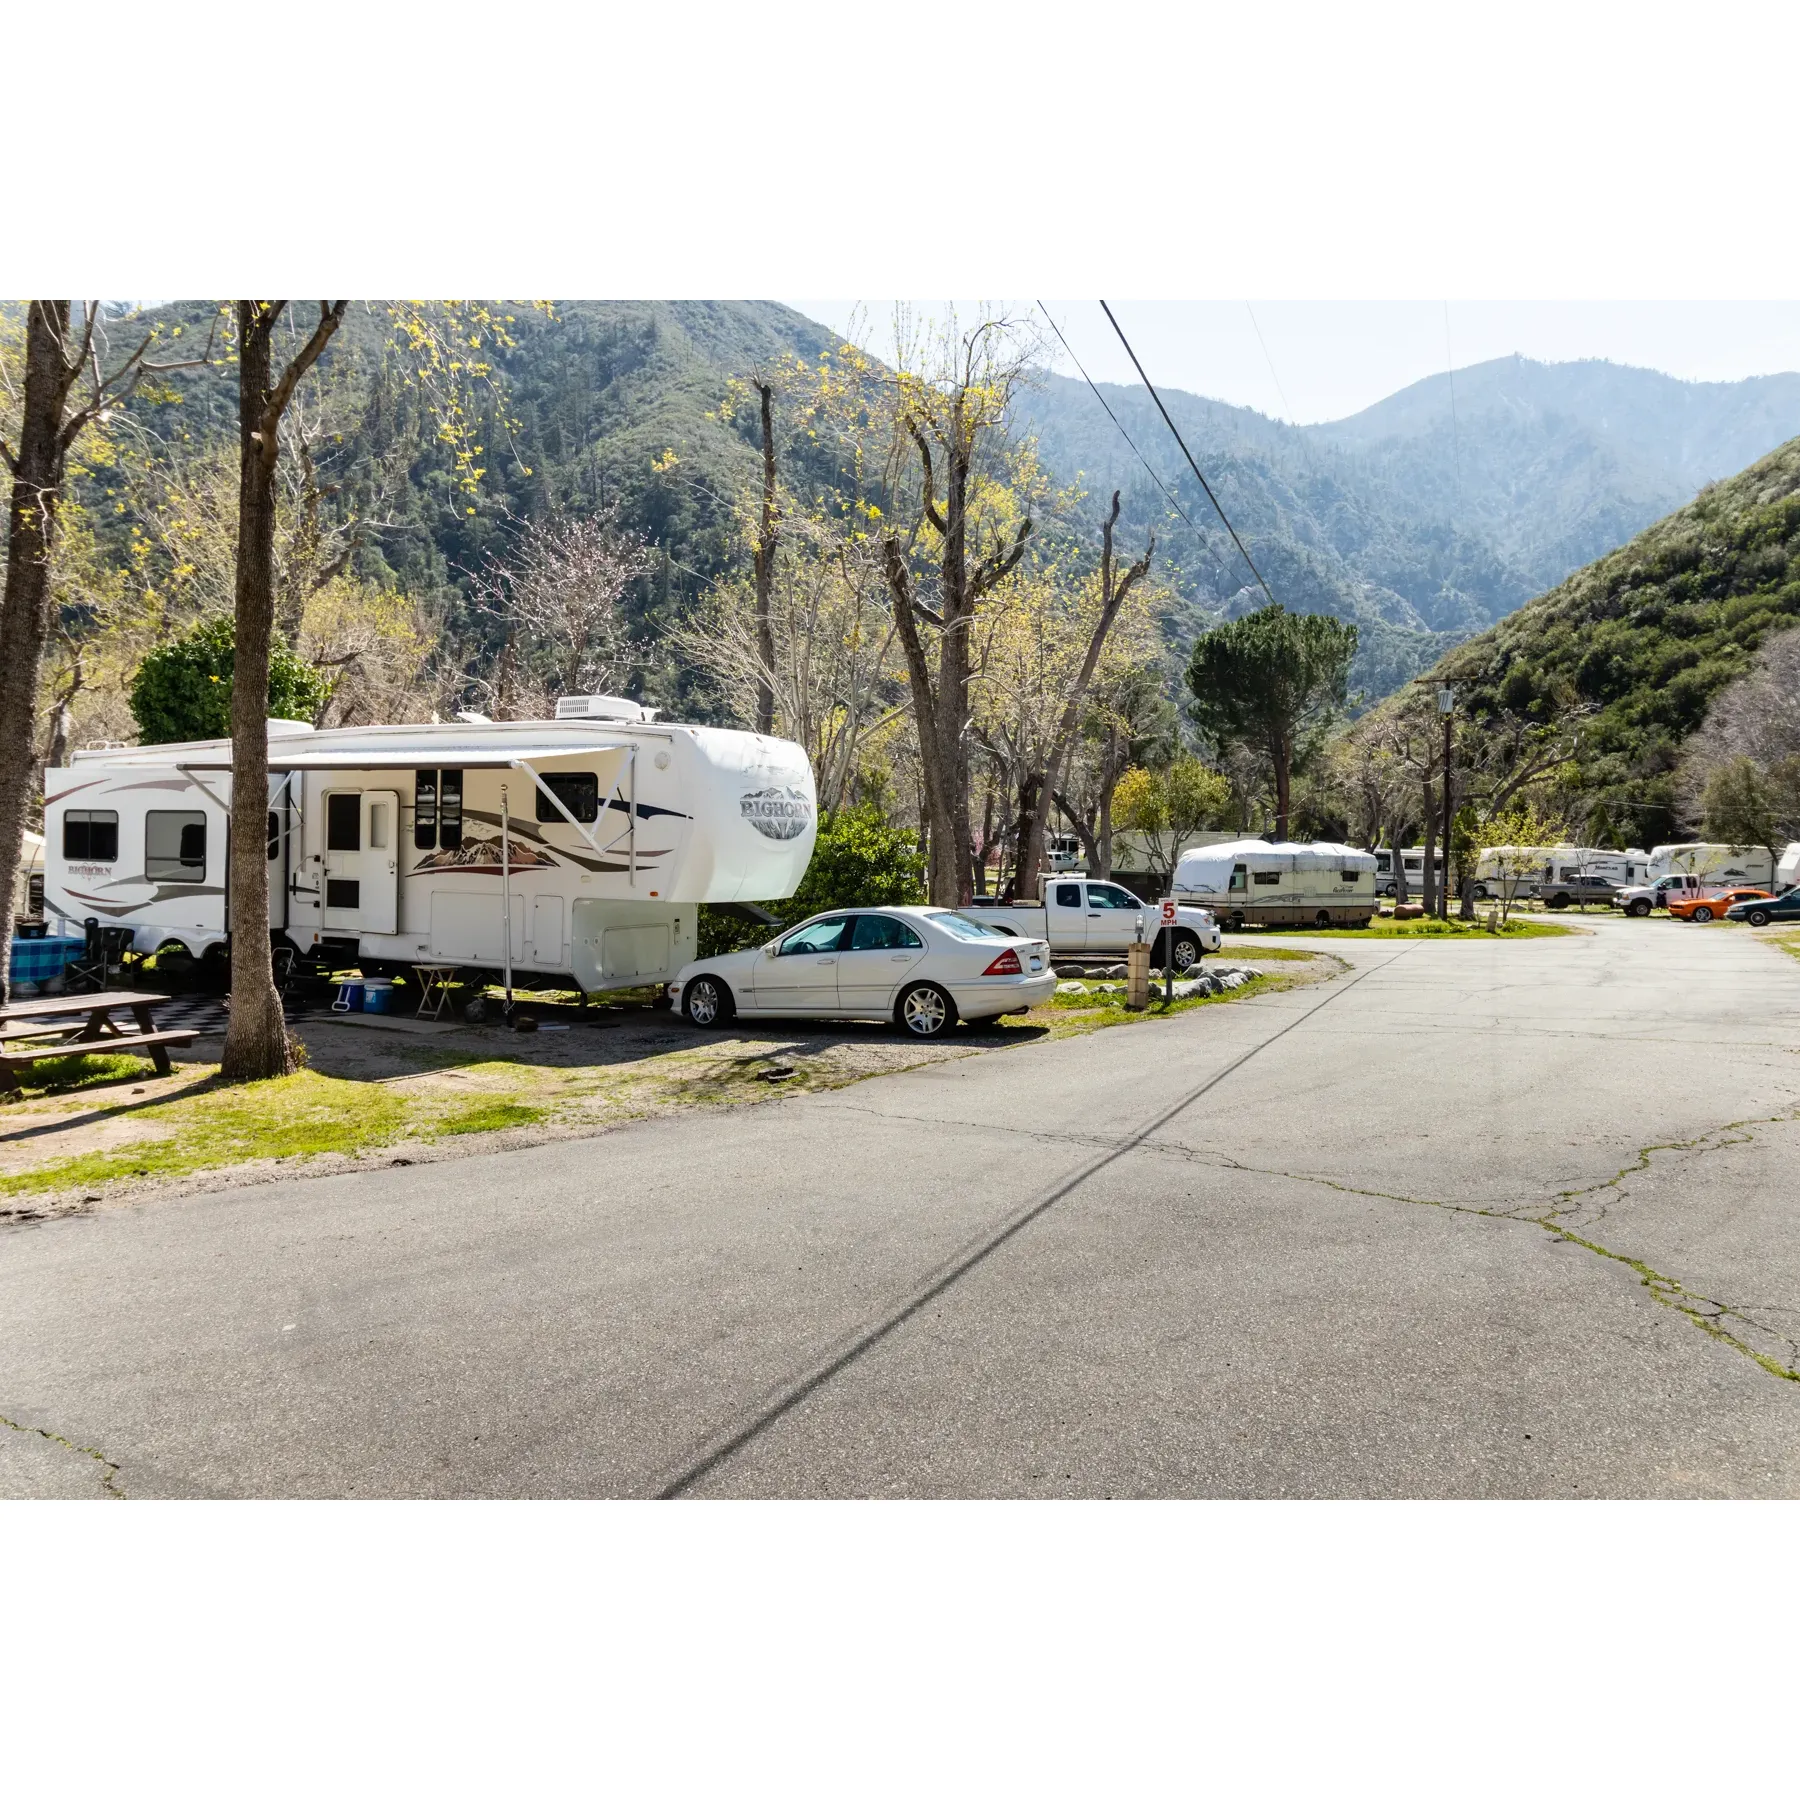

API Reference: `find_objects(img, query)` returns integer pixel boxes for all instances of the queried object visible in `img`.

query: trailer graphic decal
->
[740,786,813,841]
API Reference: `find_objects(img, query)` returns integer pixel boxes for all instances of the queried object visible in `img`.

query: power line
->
[1099,299,1278,608]
[1244,301,1295,424]
[1033,299,1229,578]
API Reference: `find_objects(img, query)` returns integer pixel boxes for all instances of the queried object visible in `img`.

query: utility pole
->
[1437,683,1455,920]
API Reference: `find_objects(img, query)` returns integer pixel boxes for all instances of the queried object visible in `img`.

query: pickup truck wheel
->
[897,982,956,1039]
[683,975,734,1027]
[1547,893,1569,910]
[1168,930,1201,971]
[1747,908,1772,927]
[1690,905,1713,922]
[1627,898,1652,917]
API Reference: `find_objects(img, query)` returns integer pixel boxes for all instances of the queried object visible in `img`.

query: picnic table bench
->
[0,990,198,1100]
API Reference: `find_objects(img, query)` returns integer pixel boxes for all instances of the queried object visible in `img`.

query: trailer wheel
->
[1471,883,1489,901]
[1627,898,1652,917]
[683,974,734,1027]
[897,982,956,1039]
[1313,910,1333,928]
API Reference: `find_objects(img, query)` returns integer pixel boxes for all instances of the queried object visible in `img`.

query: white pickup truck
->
[961,877,1222,971]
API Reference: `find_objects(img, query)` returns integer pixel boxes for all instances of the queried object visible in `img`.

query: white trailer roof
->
[72,720,654,772]
[1175,838,1378,889]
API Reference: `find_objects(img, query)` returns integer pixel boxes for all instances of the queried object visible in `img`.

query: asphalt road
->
[6,915,1800,1499]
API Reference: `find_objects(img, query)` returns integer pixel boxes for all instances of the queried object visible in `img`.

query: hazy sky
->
[787,301,1800,427]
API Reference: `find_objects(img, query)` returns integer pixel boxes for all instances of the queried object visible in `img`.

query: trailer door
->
[321,788,400,937]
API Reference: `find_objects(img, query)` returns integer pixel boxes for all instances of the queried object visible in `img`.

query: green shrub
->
[129,615,334,744]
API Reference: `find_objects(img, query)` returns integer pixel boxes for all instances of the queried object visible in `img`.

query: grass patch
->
[438,1097,548,1136]
[0,1070,411,1200]
[1359,916,1572,939]
[5,1051,160,1096]
[1212,945,1320,962]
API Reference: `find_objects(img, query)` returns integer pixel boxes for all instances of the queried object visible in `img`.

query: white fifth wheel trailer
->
[41,700,817,995]
[1172,839,1378,928]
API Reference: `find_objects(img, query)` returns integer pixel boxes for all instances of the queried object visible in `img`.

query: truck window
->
[63,809,119,862]
[1088,885,1138,909]
[1054,883,1083,909]
[146,810,206,882]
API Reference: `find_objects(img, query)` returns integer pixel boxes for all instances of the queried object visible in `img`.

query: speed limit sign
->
[1160,899,1177,927]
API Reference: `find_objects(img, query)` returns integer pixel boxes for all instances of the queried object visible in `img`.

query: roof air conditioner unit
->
[555,694,658,723]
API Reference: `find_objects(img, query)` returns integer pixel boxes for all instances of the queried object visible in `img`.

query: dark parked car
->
[1725,890,1800,927]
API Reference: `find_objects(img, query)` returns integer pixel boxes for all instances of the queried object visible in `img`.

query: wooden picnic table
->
[0,989,198,1100]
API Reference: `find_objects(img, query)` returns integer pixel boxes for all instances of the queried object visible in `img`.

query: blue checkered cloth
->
[8,936,87,985]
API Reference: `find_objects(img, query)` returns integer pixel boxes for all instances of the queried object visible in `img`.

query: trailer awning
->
[169,739,635,775]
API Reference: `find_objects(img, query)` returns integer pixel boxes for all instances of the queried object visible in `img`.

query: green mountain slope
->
[1431,436,1800,843]
[1015,356,1800,702]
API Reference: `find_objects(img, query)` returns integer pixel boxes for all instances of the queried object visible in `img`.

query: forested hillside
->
[1420,437,1800,843]
[1016,356,1800,702]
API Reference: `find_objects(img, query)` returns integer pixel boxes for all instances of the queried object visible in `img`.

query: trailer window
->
[415,771,437,850]
[1229,865,1247,891]
[268,812,280,861]
[327,792,361,851]
[439,771,463,850]
[63,809,119,862]
[1339,869,1359,884]
[536,772,601,825]
[146,811,206,882]
[1253,871,1281,886]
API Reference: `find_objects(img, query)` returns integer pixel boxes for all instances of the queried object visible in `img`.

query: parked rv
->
[1373,846,1443,899]
[960,877,1221,970]
[1172,840,1378,929]
[1776,841,1800,893]
[1615,843,1776,915]
[41,699,817,999]
[11,830,44,924]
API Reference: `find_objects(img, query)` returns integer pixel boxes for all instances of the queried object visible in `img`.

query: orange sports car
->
[1668,887,1771,921]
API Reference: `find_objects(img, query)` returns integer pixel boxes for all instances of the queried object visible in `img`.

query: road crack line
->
[649,949,1412,1498]
[1,1410,127,1498]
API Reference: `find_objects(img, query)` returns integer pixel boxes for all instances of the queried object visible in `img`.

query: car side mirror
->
[764,942,780,956]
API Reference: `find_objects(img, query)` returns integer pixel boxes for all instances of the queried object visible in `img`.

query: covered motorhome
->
[41,701,817,995]
[1172,839,1378,928]
[1647,842,1775,888]
[1778,842,1800,894]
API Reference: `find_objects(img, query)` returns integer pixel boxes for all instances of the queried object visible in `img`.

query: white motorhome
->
[1778,841,1800,894]
[1472,844,1650,899]
[12,830,44,922]
[1372,845,1444,898]
[41,700,817,995]
[1647,842,1775,888]
[1172,839,1378,928]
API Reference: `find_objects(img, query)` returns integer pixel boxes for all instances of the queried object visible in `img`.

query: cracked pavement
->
[4,913,1800,1498]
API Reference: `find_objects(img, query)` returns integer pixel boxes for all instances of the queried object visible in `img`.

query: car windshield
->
[934,911,1015,941]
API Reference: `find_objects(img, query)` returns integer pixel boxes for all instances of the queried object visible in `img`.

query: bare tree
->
[1012,493,1153,895]
[0,302,206,1001]
[472,509,648,713]
[880,316,1036,904]
[221,301,347,1083]
[1676,625,1800,832]
[750,379,778,735]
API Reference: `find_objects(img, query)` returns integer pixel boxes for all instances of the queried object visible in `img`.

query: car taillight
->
[981,947,1022,975]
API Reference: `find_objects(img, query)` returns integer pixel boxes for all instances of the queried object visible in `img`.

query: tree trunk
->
[1273,737,1292,841]
[1015,770,1046,901]
[221,307,292,1081]
[0,303,74,1005]
[220,301,346,1082]
[751,381,777,735]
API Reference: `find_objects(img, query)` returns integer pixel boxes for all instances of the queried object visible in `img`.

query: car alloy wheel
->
[1748,909,1771,927]
[683,975,731,1027]
[1691,906,1713,922]
[898,982,955,1038]
[1170,931,1200,971]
